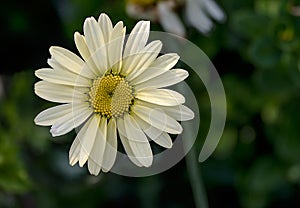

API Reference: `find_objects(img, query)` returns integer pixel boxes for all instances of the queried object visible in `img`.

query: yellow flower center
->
[89,74,134,118]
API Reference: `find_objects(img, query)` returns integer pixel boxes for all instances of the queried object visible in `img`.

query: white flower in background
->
[126,0,226,36]
[34,13,194,175]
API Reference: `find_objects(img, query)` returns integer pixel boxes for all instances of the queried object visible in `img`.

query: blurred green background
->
[1,0,300,207]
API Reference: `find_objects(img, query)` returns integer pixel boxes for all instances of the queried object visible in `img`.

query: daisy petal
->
[136,100,194,121]
[88,158,101,176]
[34,104,72,126]
[133,115,162,140]
[125,40,162,80]
[123,21,150,58]
[49,46,84,75]
[149,53,179,70]
[133,104,183,134]
[135,69,188,91]
[98,13,113,43]
[88,117,107,175]
[82,17,108,75]
[87,156,101,176]
[185,0,213,34]
[117,118,143,167]
[48,57,95,79]
[133,115,172,148]
[157,1,186,37]
[136,89,185,106]
[50,103,92,137]
[35,68,91,87]
[69,135,81,166]
[202,0,226,22]
[88,46,108,76]
[124,114,153,166]
[109,21,125,74]
[130,53,179,85]
[152,133,173,148]
[162,104,194,121]
[74,32,100,77]
[124,114,149,143]
[102,118,117,172]
[83,17,105,54]
[34,81,88,103]
[119,134,143,167]
[78,115,100,167]
[74,32,91,62]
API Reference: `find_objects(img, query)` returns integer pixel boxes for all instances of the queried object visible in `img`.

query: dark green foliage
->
[1,0,300,207]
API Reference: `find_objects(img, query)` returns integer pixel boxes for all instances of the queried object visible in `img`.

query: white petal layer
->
[137,100,194,121]
[88,46,108,76]
[88,117,107,175]
[78,115,100,167]
[48,57,95,80]
[124,40,162,80]
[101,118,117,172]
[117,118,143,167]
[83,17,109,76]
[136,89,185,106]
[34,104,72,126]
[69,115,99,168]
[74,32,91,62]
[152,133,173,148]
[35,68,91,87]
[84,17,105,54]
[134,115,172,148]
[49,46,85,75]
[133,104,182,134]
[135,69,188,91]
[109,22,125,74]
[123,21,150,58]
[74,33,101,78]
[98,13,113,43]
[35,81,88,103]
[123,114,153,167]
[50,103,92,137]
[161,105,194,121]
[69,134,81,166]
[130,53,179,85]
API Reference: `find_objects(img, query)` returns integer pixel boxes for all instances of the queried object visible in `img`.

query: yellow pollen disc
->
[89,74,134,118]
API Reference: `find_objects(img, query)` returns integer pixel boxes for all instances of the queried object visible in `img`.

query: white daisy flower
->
[126,0,226,36]
[34,13,194,176]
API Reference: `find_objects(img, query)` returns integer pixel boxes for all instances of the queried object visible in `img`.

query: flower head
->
[126,0,226,36]
[34,13,194,175]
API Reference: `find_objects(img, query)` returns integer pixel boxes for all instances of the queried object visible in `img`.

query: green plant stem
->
[186,146,209,208]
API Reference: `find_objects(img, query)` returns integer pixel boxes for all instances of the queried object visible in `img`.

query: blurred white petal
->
[201,0,226,22]
[185,0,214,34]
[157,1,186,37]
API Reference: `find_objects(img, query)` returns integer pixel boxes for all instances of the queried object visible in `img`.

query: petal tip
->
[69,158,78,166]
[33,115,40,125]
[49,46,59,55]
[165,142,173,149]
[143,157,153,167]
[50,126,60,137]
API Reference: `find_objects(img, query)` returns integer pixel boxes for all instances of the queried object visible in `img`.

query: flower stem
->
[177,82,208,208]
[186,146,209,208]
